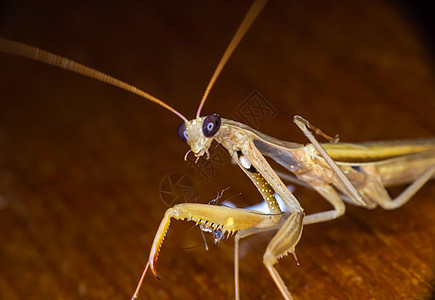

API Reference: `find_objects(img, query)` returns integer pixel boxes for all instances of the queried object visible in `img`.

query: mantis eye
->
[202,113,221,137]
[177,122,188,142]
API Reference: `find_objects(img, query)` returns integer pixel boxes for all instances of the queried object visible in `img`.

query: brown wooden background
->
[0,1,434,299]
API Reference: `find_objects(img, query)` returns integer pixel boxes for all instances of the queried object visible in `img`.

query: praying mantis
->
[1,1,434,299]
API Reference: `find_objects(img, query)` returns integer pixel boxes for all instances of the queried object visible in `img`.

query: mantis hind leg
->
[294,115,435,211]
[363,164,435,210]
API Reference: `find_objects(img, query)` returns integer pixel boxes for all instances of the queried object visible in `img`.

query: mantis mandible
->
[1,1,434,299]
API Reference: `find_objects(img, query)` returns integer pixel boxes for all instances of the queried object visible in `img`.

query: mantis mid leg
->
[234,186,344,299]
[262,211,304,300]
[260,187,345,298]
[275,170,347,225]
[294,115,435,211]
[294,115,367,208]
[234,225,281,300]
[303,185,346,225]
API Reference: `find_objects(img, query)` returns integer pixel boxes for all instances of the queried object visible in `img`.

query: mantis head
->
[177,113,221,159]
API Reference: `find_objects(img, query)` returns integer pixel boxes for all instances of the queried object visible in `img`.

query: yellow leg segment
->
[147,203,278,277]
[263,211,304,300]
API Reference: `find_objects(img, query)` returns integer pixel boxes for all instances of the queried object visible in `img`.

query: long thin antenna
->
[0,38,188,122]
[196,0,268,118]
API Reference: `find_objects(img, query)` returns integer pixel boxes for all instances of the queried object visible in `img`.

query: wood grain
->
[0,1,434,299]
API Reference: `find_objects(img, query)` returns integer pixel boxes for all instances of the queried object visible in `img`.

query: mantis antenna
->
[196,0,268,118]
[0,37,188,122]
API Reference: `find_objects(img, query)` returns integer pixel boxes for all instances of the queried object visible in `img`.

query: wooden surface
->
[0,1,434,299]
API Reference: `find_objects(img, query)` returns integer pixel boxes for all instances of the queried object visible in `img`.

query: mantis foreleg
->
[143,203,278,280]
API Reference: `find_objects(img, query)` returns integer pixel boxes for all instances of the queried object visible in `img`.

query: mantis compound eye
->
[202,113,221,137]
[177,122,188,142]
